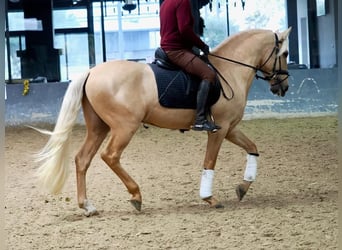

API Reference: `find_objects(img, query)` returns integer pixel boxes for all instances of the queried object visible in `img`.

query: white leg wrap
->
[243,154,258,182]
[83,199,97,217]
[199,169,214,199]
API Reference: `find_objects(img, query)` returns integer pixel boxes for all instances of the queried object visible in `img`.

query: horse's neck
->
[214,30,271,60]
[211,31,272,98]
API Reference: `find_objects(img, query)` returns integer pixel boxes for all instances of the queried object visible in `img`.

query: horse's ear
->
[277,27,292,57]
[279,27,292,41]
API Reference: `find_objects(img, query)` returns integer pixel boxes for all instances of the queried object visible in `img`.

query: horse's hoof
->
[84,209,99,217]
[130,199,142,211]
[214,203,224,209]
[203,196,224,209]
[83,199,98,217]
[236,185,247,201]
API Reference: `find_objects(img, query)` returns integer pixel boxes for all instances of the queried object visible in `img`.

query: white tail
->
[36,71,90,194]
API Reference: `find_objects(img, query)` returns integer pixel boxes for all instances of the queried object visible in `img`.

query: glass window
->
[92,1,159,62]
[8,11,24,31]
[200,0,287,48]
[54,33,89,81]
[228,0,287,32]
[5,36,25,80]
[53,8,88,29]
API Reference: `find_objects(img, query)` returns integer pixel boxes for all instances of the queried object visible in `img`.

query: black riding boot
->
[192,80,221,132]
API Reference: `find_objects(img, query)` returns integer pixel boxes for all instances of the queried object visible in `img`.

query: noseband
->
[208,32,289,99]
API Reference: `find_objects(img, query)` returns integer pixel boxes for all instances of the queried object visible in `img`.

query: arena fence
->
[5,68,338,126]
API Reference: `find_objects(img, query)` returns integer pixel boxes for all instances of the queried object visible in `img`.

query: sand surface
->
[5,116,338,249]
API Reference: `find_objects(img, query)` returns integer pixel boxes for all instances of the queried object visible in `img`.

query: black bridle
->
[255,33,290,83]
[208,33,289,100]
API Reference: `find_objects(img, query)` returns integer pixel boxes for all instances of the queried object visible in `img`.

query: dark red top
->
[159,0,206,51]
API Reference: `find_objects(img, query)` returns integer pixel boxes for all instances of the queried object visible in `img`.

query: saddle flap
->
[149,63,221,109]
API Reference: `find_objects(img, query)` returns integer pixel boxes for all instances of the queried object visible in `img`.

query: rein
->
[208,33,289,100]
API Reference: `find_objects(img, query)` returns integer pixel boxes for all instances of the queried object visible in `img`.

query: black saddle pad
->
[149,63,221,109]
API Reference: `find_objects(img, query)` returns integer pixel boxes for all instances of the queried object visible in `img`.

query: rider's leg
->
[165,50,221,132]
[192,80,221,132]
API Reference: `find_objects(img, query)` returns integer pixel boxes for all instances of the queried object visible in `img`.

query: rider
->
[159,0,221,132]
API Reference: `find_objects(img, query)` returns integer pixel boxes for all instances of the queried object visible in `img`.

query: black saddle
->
[154,47,181,70]
[149,48,221,109]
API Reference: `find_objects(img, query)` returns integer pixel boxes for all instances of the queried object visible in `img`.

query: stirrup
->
[192,120,221,132]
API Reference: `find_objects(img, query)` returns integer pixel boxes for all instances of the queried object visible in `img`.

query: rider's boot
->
[192,80,221,132]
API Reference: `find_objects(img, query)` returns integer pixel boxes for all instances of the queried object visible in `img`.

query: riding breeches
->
[165,49,216,84]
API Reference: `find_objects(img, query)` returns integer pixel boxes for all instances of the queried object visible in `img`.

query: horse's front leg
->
[199,132,225,208]
[225,127,259,201]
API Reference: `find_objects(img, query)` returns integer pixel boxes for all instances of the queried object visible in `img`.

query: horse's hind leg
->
[75,95,109,216]
[225,127,259,201]
[101,126,142,211]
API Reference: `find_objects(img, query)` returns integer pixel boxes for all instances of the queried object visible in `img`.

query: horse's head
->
[258,27,292,97]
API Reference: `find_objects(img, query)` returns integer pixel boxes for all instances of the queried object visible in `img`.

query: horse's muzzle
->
[270,82,288,97]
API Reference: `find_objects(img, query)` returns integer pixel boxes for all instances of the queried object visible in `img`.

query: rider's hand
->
[202,45,210,55]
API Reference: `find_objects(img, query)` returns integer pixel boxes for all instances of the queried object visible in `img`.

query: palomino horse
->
[36,28,291,216]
